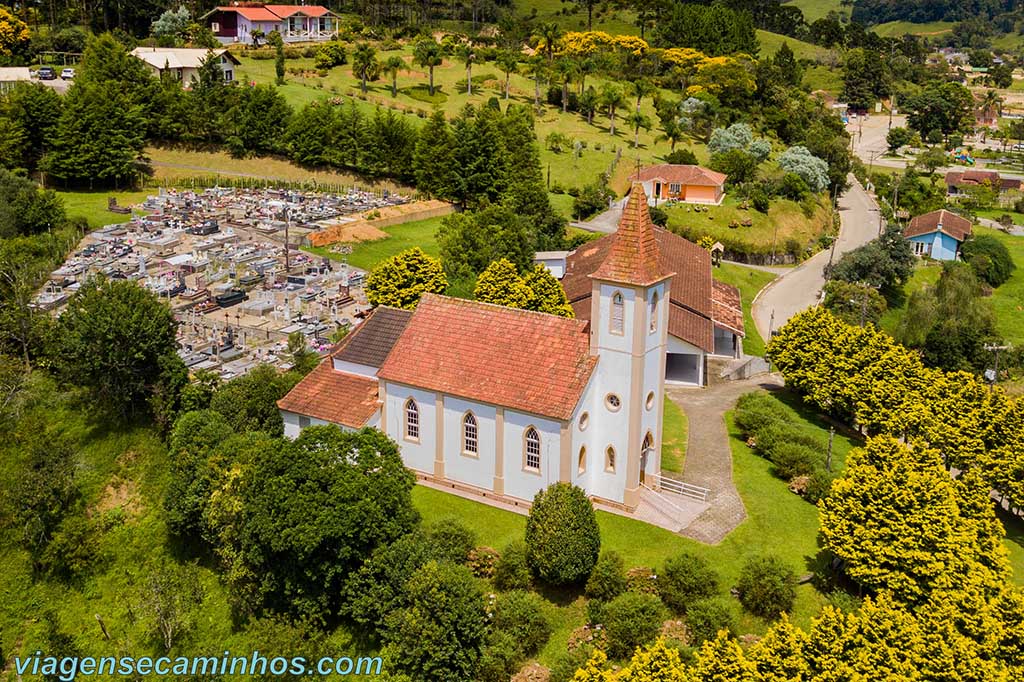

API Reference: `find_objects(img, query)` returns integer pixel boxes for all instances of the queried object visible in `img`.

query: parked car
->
[60,68,75,80]
[1013,144,1024,152]
[37,67,56,80]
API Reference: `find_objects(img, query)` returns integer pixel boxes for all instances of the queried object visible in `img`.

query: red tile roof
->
[590,184,675,287]
[377,294,597,421]
[563,221,720,352]
[712,280,744,336]
[277,361,380,429]
[945,170,1001,187]
[216,6,281,21]
[636,164,727,187]
[904,209,973,242]
[332,307,412,368]
[265,4,331,17]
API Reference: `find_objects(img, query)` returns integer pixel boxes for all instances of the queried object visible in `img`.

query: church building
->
[277,185,728,509]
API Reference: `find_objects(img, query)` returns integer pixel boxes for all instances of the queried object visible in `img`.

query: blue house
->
[903,209,973,261]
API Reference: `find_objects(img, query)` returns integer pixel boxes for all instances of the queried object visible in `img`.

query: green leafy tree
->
[493,540,532,591]
[437,206,532,281]
[778,146,829,193]
[138,557,205,652]
[841,48,890,112]
[1,83,63,171]
[492,590,553,656]
[823,281,887,327]
[774,41,801,87]
[208,364,299,436]
[413,38,443,96]
[497,50,518,101]
[164,409,235,539]
[383,560,488,680]
[525,482,601,585]
[365,247,447,310]
[286,101,338,166]
[0,170,65,238]
[455,43,476,95]
[906,81,976,140]
[352,43,378,94]
[52,278,179,418]
[886,126,913,154]
[0,5,31,58]
[651,3,757,56]
[626,110,652,149]
[961,234,1015,287]
[221,426,418,621]
[151,7,189,43]
[825,225,915,298]
[600,83,625,136]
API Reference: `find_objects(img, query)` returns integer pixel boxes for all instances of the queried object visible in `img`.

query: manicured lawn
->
[665,195,832,260]
[305,215,444,271]
[977,209,1024,226]
[412,388,865,665]
[56,190,152,229]
[660,396,688,474]
[713,262,779,357]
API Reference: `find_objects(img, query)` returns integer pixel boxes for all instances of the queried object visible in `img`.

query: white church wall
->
[281,410,337,439]
[382,381,437,475]
[502,410,561,502]
[442,396,497,491]
[595,284,637,355]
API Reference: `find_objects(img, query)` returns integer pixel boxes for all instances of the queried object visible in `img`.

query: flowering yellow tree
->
[0,5,30,57]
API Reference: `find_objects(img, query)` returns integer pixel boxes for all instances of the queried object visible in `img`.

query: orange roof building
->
[634,164,728,205]
[278,184,709,513]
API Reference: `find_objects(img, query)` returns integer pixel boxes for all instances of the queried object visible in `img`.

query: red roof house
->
[202,4,339,45]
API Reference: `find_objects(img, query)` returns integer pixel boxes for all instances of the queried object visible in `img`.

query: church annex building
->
[278,186,744,510]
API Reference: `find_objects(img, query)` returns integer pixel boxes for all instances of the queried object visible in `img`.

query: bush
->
[549,646,594,682]
[770,443,820,480]
[659,552,719,614]
[804,467,837,504]
[735,555,797,619]
[494,540,532,591]
[602,592,666,659]
[751,189,770,213]
[493,590,553,656]
[648,204,669,227]
[734,392,792,437]
[468,546,500,578]
[665,148,699,165]
[477,632,521,682]
[751,423,823,461]
[686,597,734,645]
[586,598,606,626]
[525,483,601,585]
[585,551,628,602]
[426,516,476,564]
[961,235,1015,287]
[573,178,615,220]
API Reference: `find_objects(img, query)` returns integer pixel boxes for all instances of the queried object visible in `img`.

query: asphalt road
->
[751,177,879,342]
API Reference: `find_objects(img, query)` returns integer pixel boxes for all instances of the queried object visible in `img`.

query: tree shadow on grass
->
[533,580,585,608]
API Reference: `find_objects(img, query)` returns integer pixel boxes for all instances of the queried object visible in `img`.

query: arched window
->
[649,291,659,333]
[610,291,625,335]
[578,446,587,475]
[463,412,478,455]
[404,398,419,440]
[524,427,541,471]
[642,432,654,454]
[605,446,616,472]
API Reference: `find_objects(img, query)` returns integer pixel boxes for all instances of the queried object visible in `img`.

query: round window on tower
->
[605,394,622,412]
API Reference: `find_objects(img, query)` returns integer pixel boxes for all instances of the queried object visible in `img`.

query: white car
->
[1013,144,1024,152]
[60,68,75,80]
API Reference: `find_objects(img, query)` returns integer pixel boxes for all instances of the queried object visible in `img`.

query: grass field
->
[234,50,682,196]
[785,0,847,23]
[803,64,844,94]
[665,196,832,260]
[871,21,956,38]
[305,215,443,271]
[414,388,864,665]
[55,190,152,228]
[661,396,688,474]
[756,29,835,62]
[713,262,779,357]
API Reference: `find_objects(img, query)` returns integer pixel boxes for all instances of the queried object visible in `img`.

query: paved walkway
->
[666,374,784,544]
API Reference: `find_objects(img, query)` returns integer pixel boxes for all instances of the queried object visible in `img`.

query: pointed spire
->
[590,183,674,287]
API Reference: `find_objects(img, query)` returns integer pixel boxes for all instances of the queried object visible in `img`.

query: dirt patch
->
[319,221,390,243]
[309,199,453,247]
[95,475,143,519]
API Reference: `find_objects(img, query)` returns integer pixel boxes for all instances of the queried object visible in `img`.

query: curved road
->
[752,178,880,341]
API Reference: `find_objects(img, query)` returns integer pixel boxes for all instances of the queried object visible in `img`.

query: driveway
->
[751,177,879,341]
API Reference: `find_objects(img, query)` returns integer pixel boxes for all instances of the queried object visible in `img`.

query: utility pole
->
[888,40,897,131]
[984,343,1011,392]
[827,426,835,472]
